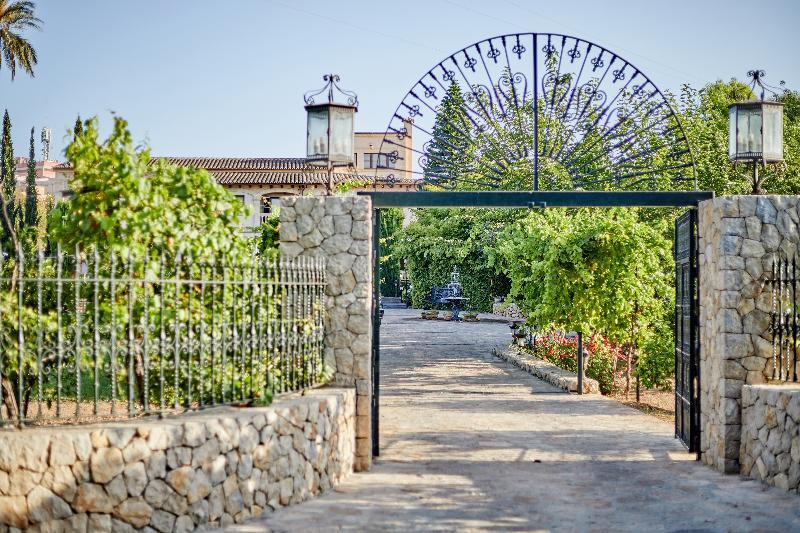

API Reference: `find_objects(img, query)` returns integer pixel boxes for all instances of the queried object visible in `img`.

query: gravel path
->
[228,308,800,532]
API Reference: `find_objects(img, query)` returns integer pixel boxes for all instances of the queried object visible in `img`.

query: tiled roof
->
[213,170,408,186]
[54,157,314,171]
[162,157,315,171]
[55,157,416,186]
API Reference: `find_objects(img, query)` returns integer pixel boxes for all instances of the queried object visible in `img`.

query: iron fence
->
[769,255,798,382]
[0,246,326,426]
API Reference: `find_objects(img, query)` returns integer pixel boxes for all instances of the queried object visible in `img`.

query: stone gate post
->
[698,195,799,474]
[278,196,373,471]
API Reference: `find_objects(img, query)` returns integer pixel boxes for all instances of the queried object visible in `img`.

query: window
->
[234,194,246,204]
[260,195,279,223]
[363,153,396,169]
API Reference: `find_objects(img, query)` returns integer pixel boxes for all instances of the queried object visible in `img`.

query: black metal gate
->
[674,209,699,453]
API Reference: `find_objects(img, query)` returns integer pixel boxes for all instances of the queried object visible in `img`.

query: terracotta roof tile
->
[54,157,417,186]
[161,157,315,171]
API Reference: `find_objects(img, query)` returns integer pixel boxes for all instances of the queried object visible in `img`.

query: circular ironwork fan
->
[377,33,696,191]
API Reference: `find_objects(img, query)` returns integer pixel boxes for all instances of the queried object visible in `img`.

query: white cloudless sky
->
[3,0,799,160]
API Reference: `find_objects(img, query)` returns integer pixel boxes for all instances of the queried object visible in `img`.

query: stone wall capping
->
[494,345,601,394]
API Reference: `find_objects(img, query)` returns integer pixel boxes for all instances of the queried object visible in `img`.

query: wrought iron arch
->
[376,33,697,191]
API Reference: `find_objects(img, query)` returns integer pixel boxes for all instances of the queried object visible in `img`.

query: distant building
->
[52,128,416,232]
[14,157,69,201]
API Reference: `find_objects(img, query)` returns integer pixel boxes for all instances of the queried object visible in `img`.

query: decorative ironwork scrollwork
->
[303,73,359,106]
[376,33,696,191]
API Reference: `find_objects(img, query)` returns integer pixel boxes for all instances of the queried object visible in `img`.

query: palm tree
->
[0,1,41,80]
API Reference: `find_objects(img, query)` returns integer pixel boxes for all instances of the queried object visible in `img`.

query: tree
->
[678,80,800,195]
[49,116,250,260]
[0,109,15,249]
[379,208,403,297]
[424,82,474,187]
[73,115,83,138]
[23,125,36,228]
[0,1,41,80]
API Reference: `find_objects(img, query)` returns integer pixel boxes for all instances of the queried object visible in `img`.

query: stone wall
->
[698,195,799,474]
[494,346,600,394]
[0,389,354,531]
[740,384,800,493]
[279,196,373,471]
[491,302,525,320]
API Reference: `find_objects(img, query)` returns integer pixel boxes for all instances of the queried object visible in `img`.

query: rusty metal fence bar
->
[769,254,798,382]
[0,246,326,427]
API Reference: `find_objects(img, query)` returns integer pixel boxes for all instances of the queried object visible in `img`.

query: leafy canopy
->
[0,0,41,80]
[49,116,250,260]
[489,208,672,346]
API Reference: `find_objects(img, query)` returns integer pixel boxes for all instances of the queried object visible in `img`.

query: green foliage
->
[0,109,15,247]
[0,116,320,419]
[0,0,41,80]
[73,115,83,138]
[424,82,475,186]
[396,208,514,312]
[530,332,624,394]
[257,213,280,258]
[636,326,675,390]
[24,126,37,228]
[49,116,249,261]
[379,208,403,297]
[491,208,672,346]
[679,80,800,195]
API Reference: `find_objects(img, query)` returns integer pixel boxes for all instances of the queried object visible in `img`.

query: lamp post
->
[304,74,358,195]
[728,70,784,194]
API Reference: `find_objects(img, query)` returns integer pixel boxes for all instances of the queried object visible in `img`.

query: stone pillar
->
[278,196,373,471]
[698,195,799,474]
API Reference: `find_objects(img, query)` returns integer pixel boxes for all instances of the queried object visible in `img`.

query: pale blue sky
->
[3,0,799,160]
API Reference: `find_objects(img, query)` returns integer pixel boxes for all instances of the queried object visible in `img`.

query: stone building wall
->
[279,196,373,472]
[0,388,355,531]
[740,384,800,493]
[698,195,799,474]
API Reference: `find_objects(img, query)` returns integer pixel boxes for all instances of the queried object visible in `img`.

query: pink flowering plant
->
[530,331,626,394]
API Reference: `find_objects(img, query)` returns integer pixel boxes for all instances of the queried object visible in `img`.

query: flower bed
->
[527,332,626,395]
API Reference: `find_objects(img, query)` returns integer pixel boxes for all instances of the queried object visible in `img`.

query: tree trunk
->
[625,343,632,400]
[1,377,19,421]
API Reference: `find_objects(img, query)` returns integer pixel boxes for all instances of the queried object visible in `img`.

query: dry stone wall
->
[740,384,800,493]
[494,346,600,394]
[0,389,354,532]
[698,195,799,474]
[279,196,373,472]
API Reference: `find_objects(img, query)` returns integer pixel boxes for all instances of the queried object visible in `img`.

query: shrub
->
[636,328,675,390]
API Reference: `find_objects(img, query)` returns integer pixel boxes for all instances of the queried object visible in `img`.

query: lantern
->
[728,100,784,163]
[304,75,358,193]
[727,70,786,194]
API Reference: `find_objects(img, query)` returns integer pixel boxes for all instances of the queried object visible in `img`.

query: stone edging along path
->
[0,388,355,532]
[493,345,600,394]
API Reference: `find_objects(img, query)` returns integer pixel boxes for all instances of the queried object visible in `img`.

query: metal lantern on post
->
[728,70,785,194]
[304,74,358,194]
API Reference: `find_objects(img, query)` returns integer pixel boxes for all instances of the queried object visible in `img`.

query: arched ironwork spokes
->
[376,33,696,191]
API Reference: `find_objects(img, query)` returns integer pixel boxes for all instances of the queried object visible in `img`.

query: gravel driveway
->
[227,308,800,532]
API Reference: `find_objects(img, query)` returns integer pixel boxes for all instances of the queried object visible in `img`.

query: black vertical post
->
[577,331,584,395]
[372,208,381,457]
[532,33,539,191]
[793,257,798,382]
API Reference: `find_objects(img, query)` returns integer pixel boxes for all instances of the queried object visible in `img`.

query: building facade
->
[13,157,69,201]
[51,129,416,232]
